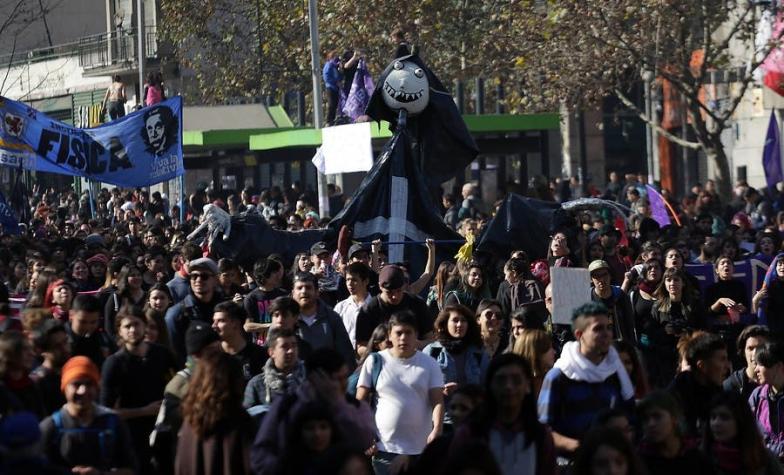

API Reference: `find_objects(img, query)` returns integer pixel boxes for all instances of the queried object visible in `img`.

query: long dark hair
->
[653,267,694,315]
[181,349,247,437]
[434,260,455,306]
[458,261,485,296]
[703,392,767,472]
[116,264,143,301]
[573,427,647,475]
[613,339,650,398]
[434,305,482,348]
[469,353,545,448]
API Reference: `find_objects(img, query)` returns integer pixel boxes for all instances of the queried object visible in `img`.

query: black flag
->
[476,194,567,261]
[329,126,462,273]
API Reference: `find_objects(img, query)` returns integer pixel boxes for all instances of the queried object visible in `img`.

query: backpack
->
[51,408,119,467]
[346,352,384,401]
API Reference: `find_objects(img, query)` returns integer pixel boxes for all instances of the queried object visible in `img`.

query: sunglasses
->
[189,272,214,281]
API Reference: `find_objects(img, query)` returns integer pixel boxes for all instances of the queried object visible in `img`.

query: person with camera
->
[643,268,703,387]
[621,257,662,337]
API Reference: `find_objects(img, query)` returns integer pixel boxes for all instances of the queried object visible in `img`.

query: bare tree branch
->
[1,35,17,94]
[613,88,701,150]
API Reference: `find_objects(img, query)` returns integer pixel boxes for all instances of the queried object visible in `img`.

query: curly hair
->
[181,349,246,437]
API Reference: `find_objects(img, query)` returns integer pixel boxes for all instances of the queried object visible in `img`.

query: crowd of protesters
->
[0,169,784,475]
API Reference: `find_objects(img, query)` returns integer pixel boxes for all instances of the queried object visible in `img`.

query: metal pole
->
[475,77,484,114]
[307,0,329,218]
[137,0,145,107]
[643,73,655,185]
[577,110,588,196]
[87,180,96,219]
[179,174,185,224]
[455,80,465,114]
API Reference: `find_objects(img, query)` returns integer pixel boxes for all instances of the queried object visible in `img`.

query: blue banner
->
[0,96,183,187]
[685,258,769,307]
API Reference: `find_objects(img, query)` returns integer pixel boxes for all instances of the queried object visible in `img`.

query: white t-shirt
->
[357,349,444,455]
[334,294,371,348]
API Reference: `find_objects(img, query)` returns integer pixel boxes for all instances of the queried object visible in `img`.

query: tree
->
[161,0,312,104]
[511,0,782,198]
[160,0,528,107]
[0,0,63,94]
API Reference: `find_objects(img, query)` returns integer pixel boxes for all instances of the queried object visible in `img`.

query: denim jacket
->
[424,340,489,386]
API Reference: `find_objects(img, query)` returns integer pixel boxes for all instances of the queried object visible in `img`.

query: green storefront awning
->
[247,113,559,151]
[183,112,559,150]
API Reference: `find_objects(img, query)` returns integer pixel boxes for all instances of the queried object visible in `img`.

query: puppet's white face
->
[382,60,430,115]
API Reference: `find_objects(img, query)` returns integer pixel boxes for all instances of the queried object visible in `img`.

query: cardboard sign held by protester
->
[550,267,592,325]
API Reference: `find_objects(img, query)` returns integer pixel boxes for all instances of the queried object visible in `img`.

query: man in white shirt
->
[357,311,444,475]
[334,262,372,349]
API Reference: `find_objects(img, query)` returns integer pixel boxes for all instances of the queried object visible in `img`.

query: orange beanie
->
[60,356,100,392]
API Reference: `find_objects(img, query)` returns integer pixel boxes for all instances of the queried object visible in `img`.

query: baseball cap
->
[188,257,219,275]
[84,233,104,248]
[310,242,329,256]
[588,260,610,274]
[185,321,220,355]
[348,243,368,259]
[379,265,406,290]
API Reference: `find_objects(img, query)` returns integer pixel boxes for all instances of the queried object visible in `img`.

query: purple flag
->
[764,111,783,192]
[645,185,671,227]
[343,59,374,121]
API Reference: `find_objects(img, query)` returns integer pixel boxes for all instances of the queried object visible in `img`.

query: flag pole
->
[307,0,330,219]
[87,179,96,219]
[179,174,185,224]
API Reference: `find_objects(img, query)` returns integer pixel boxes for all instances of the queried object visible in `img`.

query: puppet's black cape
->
[476,194,571,261]
[328,127,462,272]
[208,216,326,268]
[365,53,478,186]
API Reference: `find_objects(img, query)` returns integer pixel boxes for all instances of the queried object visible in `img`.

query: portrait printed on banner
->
[140,105,178,156]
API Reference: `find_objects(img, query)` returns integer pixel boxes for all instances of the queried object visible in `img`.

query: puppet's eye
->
[393,61,403,70]
[414,68,424,78]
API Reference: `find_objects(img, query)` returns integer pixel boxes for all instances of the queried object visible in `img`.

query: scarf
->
[554,341,635,400]
[638,280,659,295]
[262,357,306,402]
[711,442,742,472]
[439,337,468,354]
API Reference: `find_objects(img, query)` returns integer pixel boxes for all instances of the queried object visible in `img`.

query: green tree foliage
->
[161,0,522,104]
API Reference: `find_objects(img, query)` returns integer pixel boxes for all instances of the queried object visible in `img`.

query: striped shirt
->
[537,367,632,440]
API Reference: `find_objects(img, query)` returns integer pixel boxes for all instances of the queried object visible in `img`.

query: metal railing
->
[78,26,158,70]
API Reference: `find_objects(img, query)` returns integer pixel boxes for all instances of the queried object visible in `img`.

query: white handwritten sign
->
[551,267,592,325]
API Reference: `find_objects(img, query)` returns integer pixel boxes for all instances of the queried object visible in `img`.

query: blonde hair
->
[512,329,553,378]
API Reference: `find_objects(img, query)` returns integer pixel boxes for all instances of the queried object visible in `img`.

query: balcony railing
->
[78,26,158,70]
